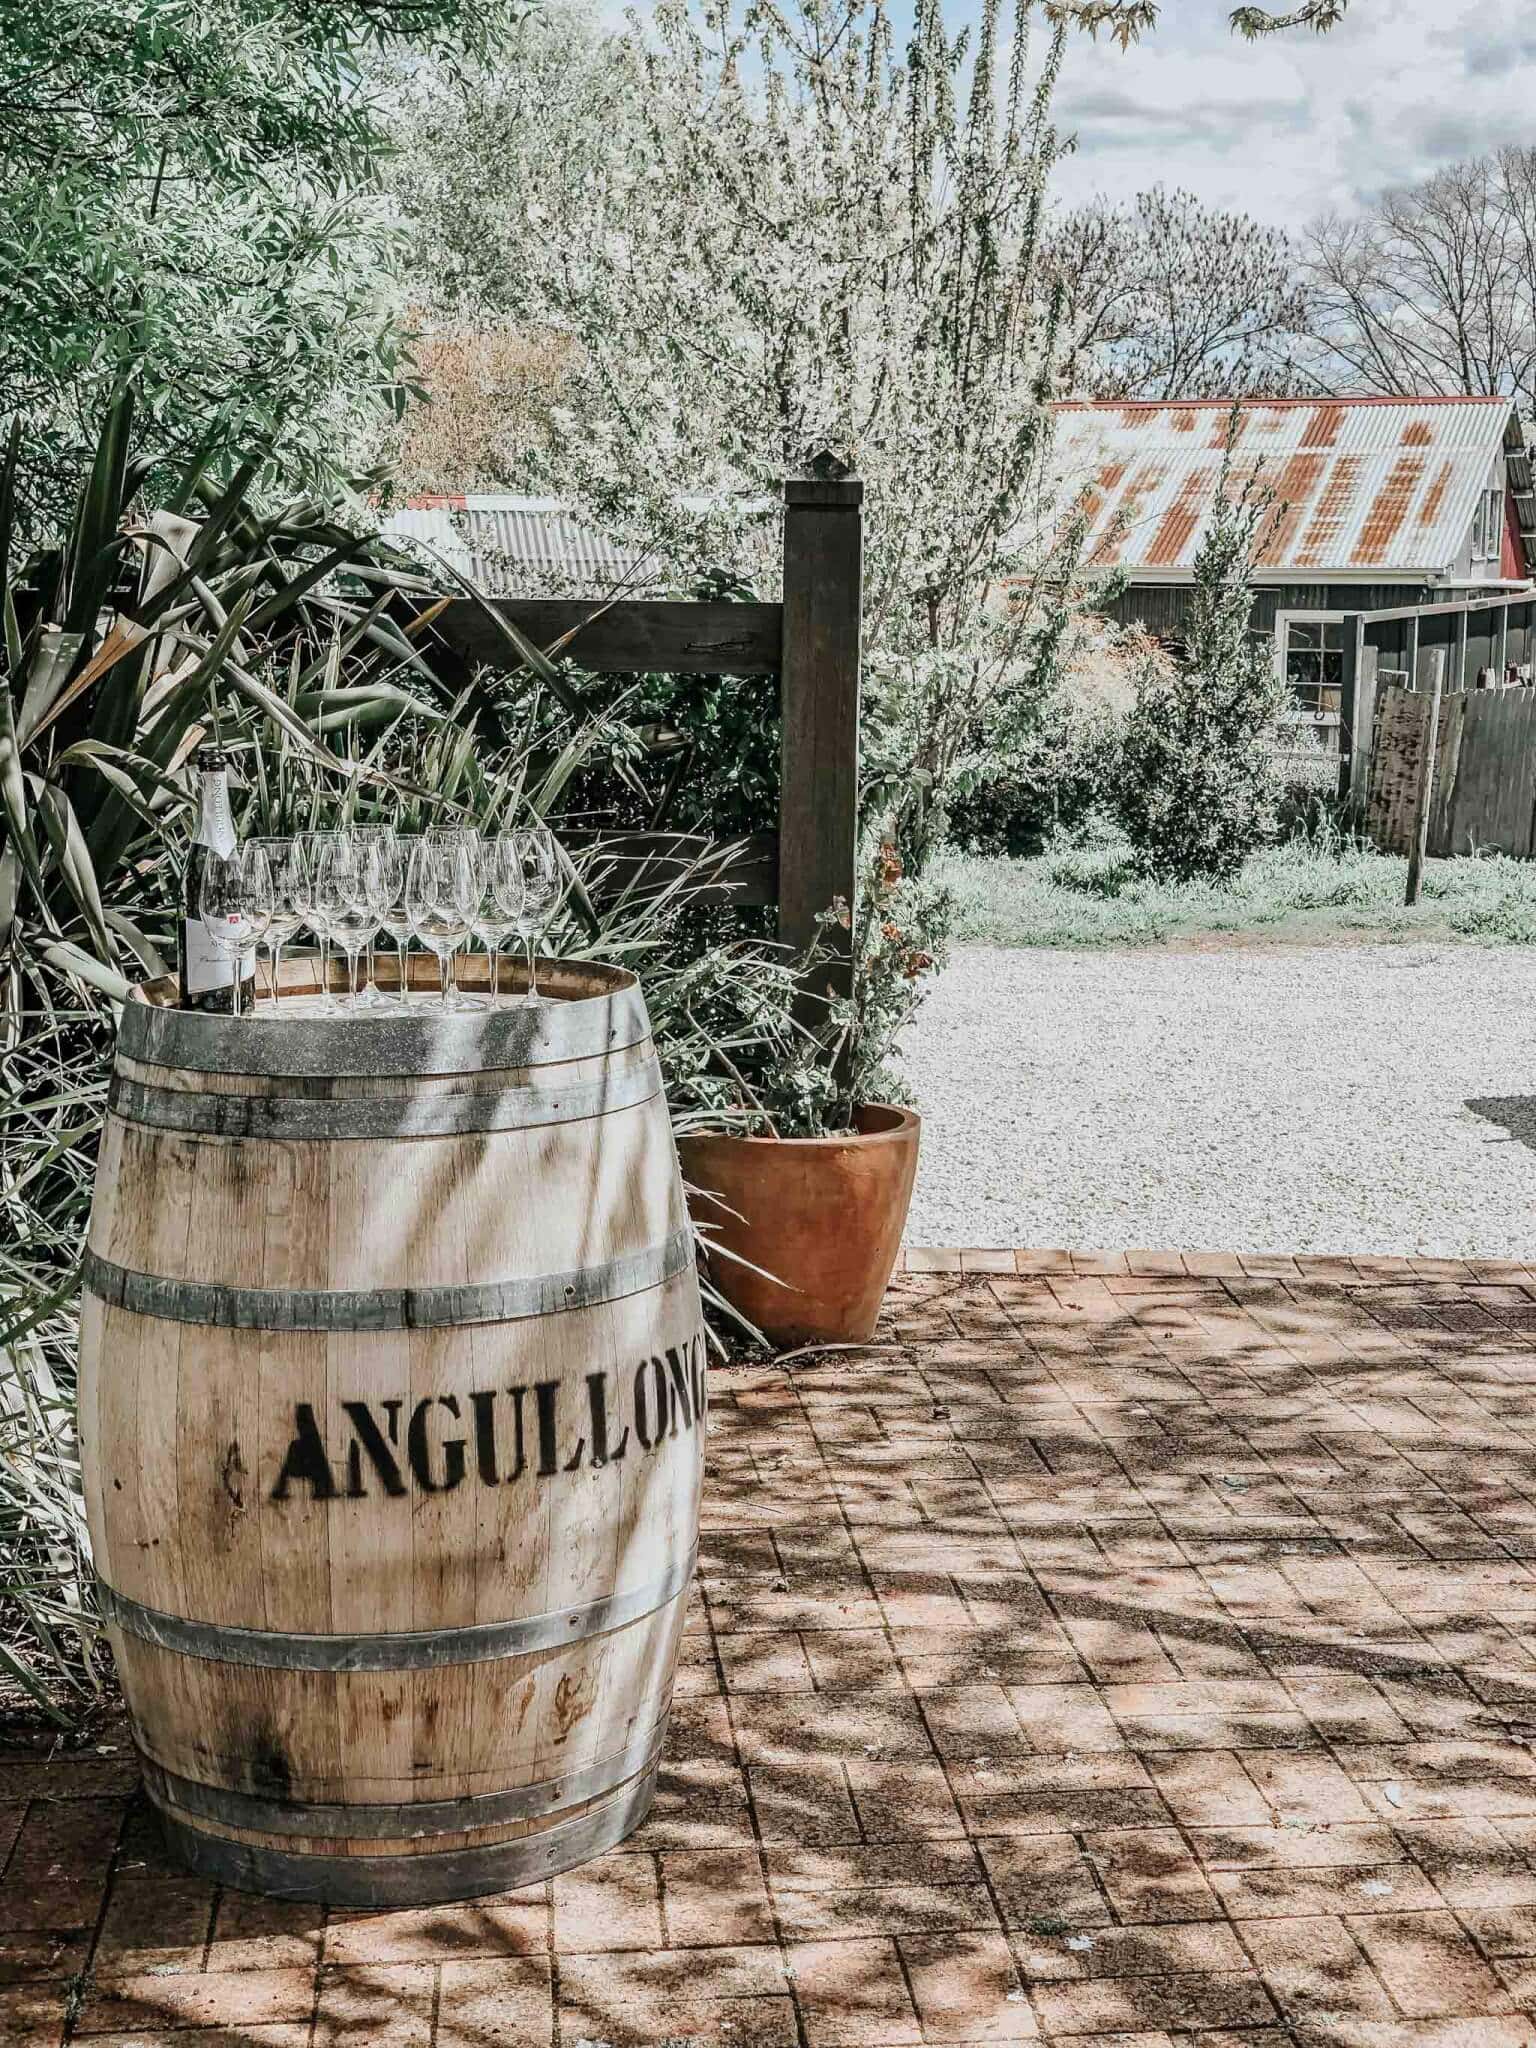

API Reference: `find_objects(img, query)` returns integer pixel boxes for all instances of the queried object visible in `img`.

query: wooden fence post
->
[779,477,863,999]
[1338,612,1366,813]
[1405,647,1446,907]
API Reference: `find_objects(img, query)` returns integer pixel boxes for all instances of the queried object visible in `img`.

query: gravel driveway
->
[902,940,1536,1257]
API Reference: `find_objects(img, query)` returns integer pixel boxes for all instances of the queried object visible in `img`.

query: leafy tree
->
[0,0,517,535]
[1303,148,1536,415]
[1050,0,1350,37]
[393,0,1103,876]
[1112,439,1289,881]
[1052,188,1310,399]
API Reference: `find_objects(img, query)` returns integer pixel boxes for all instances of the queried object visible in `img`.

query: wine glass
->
[371,834,413,1007]
[351,825,396,1009]
[507,826,562,1008]
[197,843,273,1020]
[252,837,303,1010]
[482,837,526,1004]
[406,834,477,1011]
[316,836,377,1012]
[295,829,344,1009]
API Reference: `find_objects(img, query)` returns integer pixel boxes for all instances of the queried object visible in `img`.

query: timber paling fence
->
[1365,679,1536,859]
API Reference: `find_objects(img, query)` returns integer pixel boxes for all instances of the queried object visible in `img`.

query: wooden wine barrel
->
[79,954,705,1906]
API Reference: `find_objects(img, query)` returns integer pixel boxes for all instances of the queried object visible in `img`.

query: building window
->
[1277,614,1345,723]
[1472,486,1504,564]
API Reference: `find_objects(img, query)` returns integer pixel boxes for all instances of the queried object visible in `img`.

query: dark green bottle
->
[176,749,253,1012]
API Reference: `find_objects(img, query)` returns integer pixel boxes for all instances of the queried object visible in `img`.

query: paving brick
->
[557,1944,794,2047]
[965,1836,1105,1937]
[899,1929,1035,2038]
[663,1851,782,1941]
[435,1957,553,2046]
[552,1850,665,1951]
[1347,1909,1513,2018]
[79,1967,318,2035]
[1028,1969,1276,2036]
[1082,1827,1224,1923]
[313,1963,434,2046]
[1012,1918,1246,1981]
[324,1892,548,1964]
[786,1935,922,2044]
[1241,1913,1395,2022]
[94,1874,215,1972]
[204,1890,325,1971]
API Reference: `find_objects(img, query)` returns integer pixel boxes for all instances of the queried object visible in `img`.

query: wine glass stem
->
[438,948,452,1008]
[397,934,408,1001]
[231,956,241,1020]
[271,943,283,1011]
[320,934,332,1003]
[491,944,500,1002]
[348,949,362,1010]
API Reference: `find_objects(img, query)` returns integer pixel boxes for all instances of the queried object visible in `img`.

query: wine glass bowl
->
[252,838,303,1009]
[506,827,562,1008]
[371,835,413,1007]
[198,844,273,1020]
[406,835,478,1011]
[350,825,397,1009]
[316,838,377,1012]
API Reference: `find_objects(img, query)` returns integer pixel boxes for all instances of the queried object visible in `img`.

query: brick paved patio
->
[17,1253,1536,2045]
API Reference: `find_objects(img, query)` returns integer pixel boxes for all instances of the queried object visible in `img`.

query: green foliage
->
[1111,443,1289,883]
[936,831,1536,950]
[0,0,520,536]
[658,836,950,1138]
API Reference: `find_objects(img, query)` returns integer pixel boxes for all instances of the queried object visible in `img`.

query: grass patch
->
[937,834,1536,948]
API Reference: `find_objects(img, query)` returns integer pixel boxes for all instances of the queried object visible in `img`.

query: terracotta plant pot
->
[678,1104,920,1348]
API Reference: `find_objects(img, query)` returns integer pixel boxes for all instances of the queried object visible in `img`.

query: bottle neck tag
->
[199,773,237,861]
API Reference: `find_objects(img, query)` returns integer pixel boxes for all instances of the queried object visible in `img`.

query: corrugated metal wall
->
[1095,583,1436,641]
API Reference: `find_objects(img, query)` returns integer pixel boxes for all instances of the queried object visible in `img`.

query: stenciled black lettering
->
[690,1333,708,1431]
[408,1396,467,1493]
[534,1380,562,1476]
[585,1371,629,1468]
[340,1400,408,1499]
[274,1334,711,1506]
[503,1385,529,1482]
[652,1355,675,1440]
[633,1359,654,1451]
[270,1403,337,1502]
[664,1345,694,1432]
[469,1390,499,1485]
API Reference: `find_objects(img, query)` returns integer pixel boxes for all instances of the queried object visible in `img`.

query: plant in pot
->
[666,835,946,1350]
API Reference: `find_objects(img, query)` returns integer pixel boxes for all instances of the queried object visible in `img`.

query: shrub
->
[1111,445,1288,883]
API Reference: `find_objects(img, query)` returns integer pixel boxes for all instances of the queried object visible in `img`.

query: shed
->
[1057,396,1536,729]
[382,495,648,592]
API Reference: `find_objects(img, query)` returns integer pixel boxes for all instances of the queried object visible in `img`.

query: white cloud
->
[1047,0,1536,225]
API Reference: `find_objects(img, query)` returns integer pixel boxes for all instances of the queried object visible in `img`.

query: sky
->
[1045,0,1536,225]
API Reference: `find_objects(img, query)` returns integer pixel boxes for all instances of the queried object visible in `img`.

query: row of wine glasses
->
[197,826,563,1016]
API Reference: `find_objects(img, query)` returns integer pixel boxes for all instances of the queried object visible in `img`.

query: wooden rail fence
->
[433,477,862,993]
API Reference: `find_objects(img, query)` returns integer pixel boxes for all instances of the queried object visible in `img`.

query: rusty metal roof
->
[383,497,646,592]
[1055,397,1524,580]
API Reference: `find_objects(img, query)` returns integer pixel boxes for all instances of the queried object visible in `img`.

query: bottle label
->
[182,918,234,995]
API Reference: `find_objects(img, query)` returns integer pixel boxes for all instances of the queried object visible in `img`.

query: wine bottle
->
[177,748,253,1012]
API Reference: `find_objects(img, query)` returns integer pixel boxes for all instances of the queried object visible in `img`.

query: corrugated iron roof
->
[1055,397,1524,579]
[382,497,647,593]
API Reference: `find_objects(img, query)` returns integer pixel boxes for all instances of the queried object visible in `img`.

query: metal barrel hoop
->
[80,1227,694,1332]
